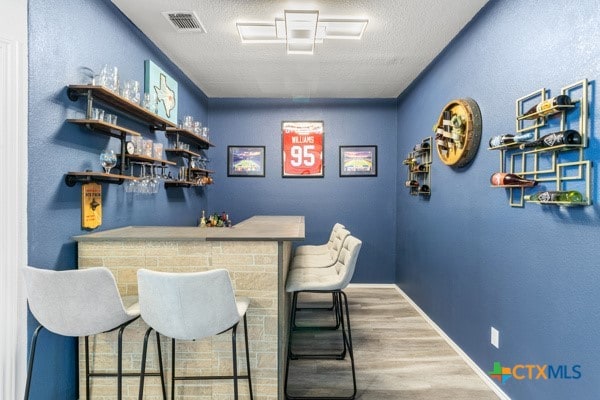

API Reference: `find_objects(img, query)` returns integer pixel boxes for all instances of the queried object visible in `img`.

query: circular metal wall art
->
[433,98,482,168]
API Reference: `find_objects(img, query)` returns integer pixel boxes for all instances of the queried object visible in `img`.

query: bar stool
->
[284,235,362,400]
[21,266,166,400]
[294,223,345,256]
[291,227,351,270]
[137,268,253,400]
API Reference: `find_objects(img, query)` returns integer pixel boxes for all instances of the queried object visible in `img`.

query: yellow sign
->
[82,182,102,229]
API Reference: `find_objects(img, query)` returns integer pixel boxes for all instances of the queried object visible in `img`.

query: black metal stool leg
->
[232,323,239,400]
[171,338,176,400]
[138,327,153,400]
[155,331,167,400]
[243,315,254,400]
[285,290,357,400]
[24,325,44,400]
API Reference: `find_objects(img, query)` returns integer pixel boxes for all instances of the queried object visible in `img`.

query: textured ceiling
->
[111,0,489,99]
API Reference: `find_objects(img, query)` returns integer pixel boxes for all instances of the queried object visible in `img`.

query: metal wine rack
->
[403,136,432,197]
[489,78,592,207]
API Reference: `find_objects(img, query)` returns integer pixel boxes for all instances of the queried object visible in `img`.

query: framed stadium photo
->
[339,145,377,177]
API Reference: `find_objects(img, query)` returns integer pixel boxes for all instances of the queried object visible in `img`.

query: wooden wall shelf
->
[67,119,142,138]
[67,85,175,130]
[65,171,135,187]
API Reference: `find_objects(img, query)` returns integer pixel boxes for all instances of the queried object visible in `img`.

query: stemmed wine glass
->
[100,150,117,174]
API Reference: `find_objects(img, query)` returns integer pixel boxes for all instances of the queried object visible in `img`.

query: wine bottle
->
[521,95,572,119]
[412,164,427,172]
[419,184,430,194]
[403,157,416,166]
[405,180,419,188]
[519,130,581,149]
[414,142,430,152]
[490,172,537,187]
[488,132,534,148]
[524,190,583,203]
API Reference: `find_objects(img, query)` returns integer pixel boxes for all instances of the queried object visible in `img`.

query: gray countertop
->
[73,215,305,242]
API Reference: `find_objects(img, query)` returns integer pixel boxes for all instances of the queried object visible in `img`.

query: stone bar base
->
[77,238,293,400]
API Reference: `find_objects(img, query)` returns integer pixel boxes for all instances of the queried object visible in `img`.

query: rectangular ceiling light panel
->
[319,19,368,39]
[285,10,318,54]
[236,23,282,43]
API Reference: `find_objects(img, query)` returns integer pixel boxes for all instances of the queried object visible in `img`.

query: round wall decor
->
[433,98,482,168]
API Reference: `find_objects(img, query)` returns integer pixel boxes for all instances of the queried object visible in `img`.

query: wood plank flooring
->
[285,286,501,400]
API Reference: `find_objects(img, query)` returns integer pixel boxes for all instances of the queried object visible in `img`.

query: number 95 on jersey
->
[282,121,324,177]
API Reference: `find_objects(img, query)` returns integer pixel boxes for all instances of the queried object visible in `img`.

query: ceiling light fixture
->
[236,10,368,55]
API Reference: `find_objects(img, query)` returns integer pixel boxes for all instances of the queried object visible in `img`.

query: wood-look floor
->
[285,287,500,400]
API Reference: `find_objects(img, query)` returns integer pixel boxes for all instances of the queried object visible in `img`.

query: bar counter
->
[74,215,304,400]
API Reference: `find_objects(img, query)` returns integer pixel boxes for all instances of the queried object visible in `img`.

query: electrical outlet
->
[491,327,499,348]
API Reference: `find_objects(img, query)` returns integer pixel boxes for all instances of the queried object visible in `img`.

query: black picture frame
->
[339,145,378,177]
[227,146,266,177]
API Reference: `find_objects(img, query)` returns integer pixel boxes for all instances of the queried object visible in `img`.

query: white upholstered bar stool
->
[294,223,345,256]
[21,266,166,400]
[291,227,351,270]
[284,235,362,400]
[137,268,253,400]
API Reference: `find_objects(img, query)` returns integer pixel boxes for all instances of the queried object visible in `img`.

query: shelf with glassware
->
[65,84,215,190]
[488,78,591,207]
[403,137,432,196]
[164,127,214,188]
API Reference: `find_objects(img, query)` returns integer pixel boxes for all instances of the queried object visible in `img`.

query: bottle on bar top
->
[524,190,583,203]
[488,132,534,148]
[199,210,206,227]
[520,95,572,120]
[519,130,581,150]
[490,172,537,187]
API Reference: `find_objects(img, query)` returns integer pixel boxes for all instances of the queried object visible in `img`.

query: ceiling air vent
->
[162,11,206,33]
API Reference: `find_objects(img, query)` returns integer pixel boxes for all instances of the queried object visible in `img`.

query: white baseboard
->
[391,285,511,400]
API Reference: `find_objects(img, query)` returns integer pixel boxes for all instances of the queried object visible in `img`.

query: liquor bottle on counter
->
[490,172,537,187]
[524,190,583,203]
[520,95,572,120]
[488,132,534,148]
[405,180,419,188]
[199,210,206,227]
[519,130,581,150]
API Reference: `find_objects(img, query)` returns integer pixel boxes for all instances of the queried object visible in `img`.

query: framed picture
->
[144,60,178,124]
[282,121,324,177]
[339,145,378,177]
[227,146,266,177]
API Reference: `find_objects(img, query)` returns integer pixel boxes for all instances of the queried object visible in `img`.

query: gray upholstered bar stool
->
[137,268,253,400]
[21,266,166,400]
[294,223,345,256]
[284,235,362,400]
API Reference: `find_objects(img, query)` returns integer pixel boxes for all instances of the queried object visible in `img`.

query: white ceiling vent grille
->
[162,11,206,33]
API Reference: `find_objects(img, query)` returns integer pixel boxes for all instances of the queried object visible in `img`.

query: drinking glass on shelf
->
[153,143,163,160]
[142,139,153,157]
[183,116,193,130]
[193,121,202,136]
[100,150,117,174]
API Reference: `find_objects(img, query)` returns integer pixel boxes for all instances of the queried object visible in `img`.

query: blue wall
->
[396,1,600,399]
[207,99,398,283]
[27,0,209,398]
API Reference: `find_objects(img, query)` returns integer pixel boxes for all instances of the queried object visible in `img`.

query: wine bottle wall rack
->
[489,79,592,207]
[403,136,432,197]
